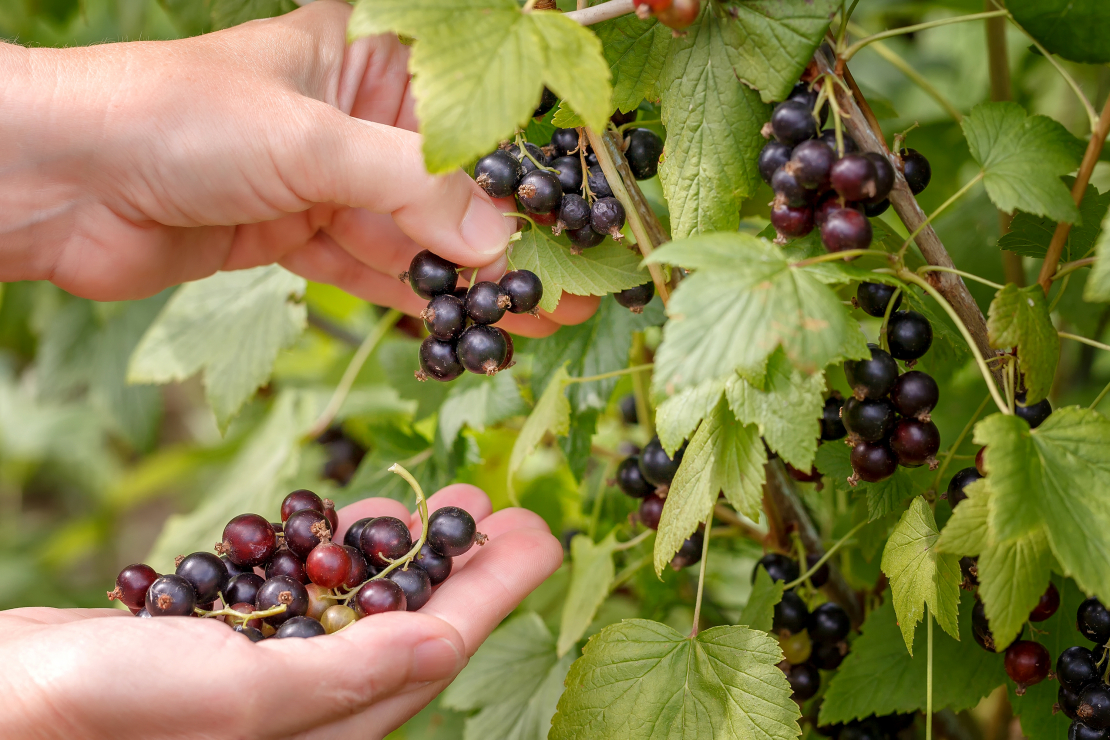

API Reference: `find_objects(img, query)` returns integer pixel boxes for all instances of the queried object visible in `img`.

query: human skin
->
[0,0,598,337]
[0,485,563,739]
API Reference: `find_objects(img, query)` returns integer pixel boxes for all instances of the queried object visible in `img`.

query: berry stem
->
[790,531,812,591]
[1089,378,1110,410]
[1060,332,1110,354]
[930,394,991,494]
[563,0,634,26]
[878,285,901,353]
[306,309,402,441]
[926,607,934,740]
[630,332,655,437]
[195,603,288,623]
[688,510,713,638]
[503,211,538,229]
[781,520,867,590]
[612,528,654,552]
[897,171,984,258]
[564,362,654,385]
[840,10,1008,61]
[917,265,1003,290]
[514,132,559,174]
[1053,257,1096,282]
[835,0,862,47]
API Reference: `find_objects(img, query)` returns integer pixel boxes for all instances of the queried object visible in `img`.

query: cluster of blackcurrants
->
[1057,598,1110,739]
[107,488,482,640]
[760,82,931,251]
[402,250,541,382]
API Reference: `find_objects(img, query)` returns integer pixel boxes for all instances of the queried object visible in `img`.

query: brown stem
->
[1037,94,1110,293]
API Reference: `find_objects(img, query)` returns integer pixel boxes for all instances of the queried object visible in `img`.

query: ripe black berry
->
[474,151,523,198]
[591,197,626,239]
[534,87,557,118]
[284,508,331,560]
[344,517,374,550]
[770,201,815,238]
[671,529,704,570]
[389,565,432,611]
[617,456,655,498]
[844,343,899,399]
[145,574,198,617]
[771,166,811,208]
[360,516,413,568]
[415,543,452,585]
[517,170,563,214]
[843,397,896,441]
[417,336,464,382]
[820,396,847,441]
[550,155,583,194]
[821,207,873,252]
[427,506,477,557]
[771,100,818,146]
[1015,391,1052,429]
[274,615,326,638]
[1029,582,1060,622]
[787,81,819,109]
[753,552,800,585]
[619,394,638,425]
[786,662,821,701]
[639,437,683,487]
[856,282,901,318]
[558,194,591,231]
[1071,721,1110,740]
[830,154,879,202]
[341,546,371,589]
[805,552,830,588]
[175,552,228,604]
[886,310,933,361]
[1079,684,1110,729]
[220,555,252,579]
[568,224,605,250]
[900,148,932,195]
[811,641,848,670]
[759,141,793,185]
[1078,598,1110,644]
[774,590,810,633]
[615,282,655,313]
[224,573,264,606]
[220,513,278,567]
[497,328,515,372]
[499,270,543,314]
[421,294,466,340]
[255,575,309,626]
[1058,646,1100,691]
[405,250,459,300]
[865,152,895,202]
[890,370,939,419]
[354,579,407,616]
[850,440,898,482]
[110,564,158,610]
[889,418,940,467]
[465,281,510,325]
[639,494,664,530]
[457,324,509,375]
[234,625,265,642]
[280,489,324,523]
[819,128,858,154]
[625,127,664,180]
[946,467,982,508]
[1062,685,1083,720]
[611,108,637,127]
[809,602,851,644]
[862,199,890,217]
[789,140,836,190]
[972,597,1017,652]
[587,165,614,198]
[509,142,548,176]
[551,128,581,157]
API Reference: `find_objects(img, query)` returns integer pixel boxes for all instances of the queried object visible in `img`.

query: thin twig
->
[846,28,962,123]
[1060,332,1110,353]
[781,520,868,590]
[842,10,1008,61]
[918,265,1003,290]
[688,511,713,638]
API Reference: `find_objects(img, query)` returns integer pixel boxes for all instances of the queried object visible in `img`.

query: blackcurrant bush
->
[821,207,872,252]
[850,440,898,482]
[306,542,352,590]
[390,565,433,611]
[405,250,459,300]
[344,517,374,550]
[865,152,895,202]
[779,630,813,665]
[670,528,704,570]
[770,200,815,239]
[805,552,830,588]
[550,155,583,194]
[417,336,464,382]
[889,418,940,467]
[639,437,683,487]
[498,270,543,314]
[255,575,309,626]
[354,578,407,616]
[174,552,228,604]
[1079,599,1110,644]
[590,197,626,239]
[1062,685,1084,720]
[759,140,793,185]
[558,193,591,231]
[1079,684,1110,729]
[1029,582,1060,622]
[457,324,509,376]
[284,508,331,560]
[617,456,655,498]
[1058,646,1100,691]
[1071,721,1110,740]
[625,127,664,180]
[551,127,581,157]
[900,148,932,195]
[219,513,278,567]
[587,165,614,198]
[427,506,478,557]
[819,128,858,154]
[771,100,818,146]
[615,282,655,313]
[890,370,939,419]
[946,467,982,509]
[534,87,557,118]
[224,573,264,606]
[771,166,811,208]
[830,154,879,202]
[856,282,901,318]
[509,142,548,175]
[639,494,665,530]
[809,602,851,644]
[421,294,466,340]
[342,546,372,589]
[144,574,198,617]
[1014,391,1052,429]
[474,150,523,198]
[844,343,899,399]
[820,396,847,441]
[281,489,324,523]
[842,397,896,442]
[886,310,933,361]
[517,170,563,214]
[234,625,266,642]
[811,640,848,670]
[465,281,510,325]
[274,615,326,639]
[415,543,452,585]
[109,563,158,610]
[786,662,821,701]
[773,590,810,634]
[789,140,836,190]
[752,552,800,585]
[618,394,638,425]
[862,199,890,217]
[360,516,413,569]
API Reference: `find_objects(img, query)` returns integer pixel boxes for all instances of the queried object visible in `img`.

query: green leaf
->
[348,1,610,173]
[654,398,765,574]
[128,266,307,431]
[551,103,585,129]
[438,370,527,445]
[975,408,1110,603]
[936,478,991,556]
[986,284,1059,403]
[1008,0,1110,64]
[880,497,962,653]
[657,6,770,238]
[550,620,801,740]
[507,366,571,501]
[814,434,916,521]
[726,349,825,469]
[962,102,1085,224]
[510,227,648,314]
[998,183,1110,259]
[442,612,573,740]
[819,592,1006,724]
[648,233,868,395]
[1083,203,1110,303]
[739,567,785,632]
[558,533,618,657]
[978,525,1055,652]
[654,375,727,456]
[595,14,671,112]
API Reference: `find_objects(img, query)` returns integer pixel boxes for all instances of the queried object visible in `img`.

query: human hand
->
[0,486,562,740]
[0,0,598,337]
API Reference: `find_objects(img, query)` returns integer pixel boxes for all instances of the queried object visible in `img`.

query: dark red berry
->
[590,197,626,239]
[842,397,896,442]
[415,543,452,585]
[405,250,459,300]
[774,591,810,633]
[175,552,228,604]
[946,467,982,508]
[771,100,817,146]
[360,516,413,569]
[1080,685,1110,729]
[497,328,515,371]
[615,282,655,313]
[890,371,939,419]
[457,324,509,376]
[550,155,583,195]
[789,139,836,190]
[640,437,683,487]
[814,191,853,225]
[534,87,557,118]
[759,140,793,185]
[865,152,895,202]
[786,662,821,701]
[752,553,800,585]
[220,513,278,567]
[531,209,558,227]
[274,615,326,638]
[975,446,986,476]
[224,573,264,606]
[856,281,901,317]
[1029,582,1060,622]
[820,396,847,440]
[850,440,898,482]
[821,207,873,252]
[518,171,562,214]
[499,270,543,314]
[809,602,850,644]
[341,546,372,590]
[306,542,351,590]
[771,166,811,208]
[786,464,821,483]
[255,575,309,626]
[427,506,478,558]
[145,574,198,617]
[509,142,548,175]
[421,294,467,340]
[417,336,464,382]
[474,150,523,198]
[625,127,664,180]
[639,494,664,530]
[845,343,899,399]
[280,489,324,523]
[830,154,879,202]
[770,200,815,238]
[1078,599,1110,644]
[354,579,407,616]
[110,564,158,610]
[465,281,510,325]
[670,528,704,570]
[1015,391,1053,429]
[389,565,432,611]
[558,193,591,231]
[655,0,700,31]
[1058,646,1100,691]
[900,148,932,195]
[284,508,331,560]
[551,128,580,157]
[889,418,940,467]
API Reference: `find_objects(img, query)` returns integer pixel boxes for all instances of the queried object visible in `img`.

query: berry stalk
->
[688,510,713,638]
[780,520,867,590]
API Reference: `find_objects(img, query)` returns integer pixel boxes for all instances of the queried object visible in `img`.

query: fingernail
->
[412,637,463,682]
[461,194,512,256]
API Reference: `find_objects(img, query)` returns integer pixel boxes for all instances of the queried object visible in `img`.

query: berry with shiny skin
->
[786,662,821,701]
[890,370,939,419]
[865,152,895,202]
[812,640,848,670]
[819,128,858,154]
[360,516,413,569]
[427,506,477,558]
[1015,391,1053,429]
[1079,685,1110,729]
[830,154,879,202]
[220,555,252,579]
[770,200,815,238]
[617,456,655,498]
[499,270,543,314]
[611,108,638,127]
[759,141,793,184]
[389,565,432,611]
[405,250,459,300]
[550,155,583,194]
[886,310,933,361]
[109,564,158,610]
[814,191,854,225]
[567,223,605,250]
[274,615,326,638]
[421,294,466,340]
[889,418,940,467]
[900,148,932,194]
[1005,640,1051,692]
[640,437,683,487]
[508,142,548,175]
[789,139,836,190]
[174,552,228,604]
[779,630,813,665]
[625,128,664,180]
[281,489,324,523]
[946,467,982,508]
[558,194,591,231]
[774,591,810,634]
[671,529,704,570]
[975,446,987,476]
[284,508,331,560]
[220,513,278,567]
[551,128,581,157]
[851,440,898,482]
[809,602,851,644]
[856,282,901,318]
[771,166,811,208]
[771,100,818,146]
[1062,686,1084,720]
[1058,646,1100,691]
[821,207,873,252]
[587,165,614,198]
[224,573,264,606]
[474,151,523,198]
[255,575,309,626]
[344,518,374,550]
[465,281,510,325]
[457,324,509,376]
[517,170,563,214]
[415,543,452,585]
[354,579,407,616]
[341,546,372,590]
[843,397,896,441]
[234,625,266,642]
[1071,721,1110,740]
[862,199,890,217]
[639,494,665,530]
[844,343,899,399]
[306,542,351,590]
[655,0,700,31]
[619,394,638,425]
[753,552,801,585]
[417,336,464,382]
[615,282,655,313]
[1030,583,1060,622]
[821,396,847,441]
[591,197,626,239]
[497,328,515,372]
[320,604,358,634]
[1078,599,1110,644]
[144,574,198,617]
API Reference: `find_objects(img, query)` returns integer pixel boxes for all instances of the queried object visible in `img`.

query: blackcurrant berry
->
[619,394,638,425]
[611,108,637,127]
[759,140,793,185]
[1062,685,1084,720]
[389,565,432,611]
[415,543,452,585]
[517,170,563,214]
[864,152,895,202]
[787,81,819,110]
[900,148,932,195]
[457,324,509,376]
[474,150,523,198]
[323,500,339,534]
[752,552,801,585]
[498,270,543,315]
[427,506,478,557]
[464,281,510,325]
[889,418,940,467]
[344,518,374,550]
[789,140,837,190]
[550,155,583,194]
[946,467,982,509]
[587,165,613,198]
[417,336,464,382]
[971,597,1017,652]
[862,199,890,217]
[531,210,558,227]
[255,575,309,626]
[774,590,810,634]
[1079,684,1110,729]
[770,200,815,239]
[890,370,939,419]
[639,494,664,530]
[850,440,898,482]
[811,640,848,670]
[820,396,847,441]
[1029,582,1060,622]
[109,563,158,610]
[1071,721,1110,740]
[274,615,326,639]
[617,456,654,498]
[771,100,817,146]
[497,327,515,372]
[814,191,850,225]
[640,437,683,487]
[306,542,352,590]
[284,508,331,560]
[509,142,548,175]
[809,602,851,644]
[421,294,466,340]
[821,207,872,252]
[405,250,459,300]
[786,662,821,701]
[224,573,264,606]
[354,578,407,616]
[551,127,581,157]
[534,87,557,118]
[342,546,372,589]
[220,555,252,579]
[1014,391,1052,429]
[844,343,899,399]
[558,193,591,231]
[805,552,830,588]
[1004,641,1051,689]
[145,574,198,617]
[771,166,811,208]
[819,128,858,154]
[234,625,266,642]
[830,154,879,202]
[1078,598,1110,644]
[281,489,324,523]
[670,528,704,570]
[975,446,986,476]
[590,197,626,239]
[624,127,664,180]
[842,397,896,442]
[219,513,278,567]
[174,552,228,604]
[779,630,813,665]
[886,310,933,361]
[1058,646,1100,692]
[360,516,413,569]
[615,282,655,313]
[565,225,603,254]
[876,715,916,734]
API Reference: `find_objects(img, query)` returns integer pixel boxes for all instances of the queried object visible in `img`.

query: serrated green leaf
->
[442,612,573,740]
[880,497,962,653]
[986,284,1059,403]
[819,592,1006,725]
[726,349,824,469]
[962,102,1084,224]
[978,526,1055,652]
[658,6,769,238]
[1008,0,1110,64]
[510,227,648,314]
[128,266,306,431]
[654,375,727,456]
[648,233,869,395]
[998,183,1110,259]
[654,398,765,574]
[814,434,916,521]
[739,567,785,632]
[550,620,801,740]
[1083,204,1110,303]
[558,533,618,657]
[508,366,571,501]
[595,14,671,112]
[975,408,1110,603]
[936,478,991,556]
[551,103,585,129]
[438,369,528,445]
